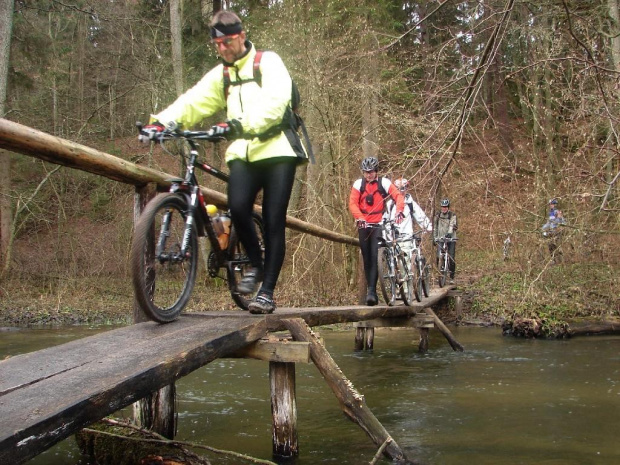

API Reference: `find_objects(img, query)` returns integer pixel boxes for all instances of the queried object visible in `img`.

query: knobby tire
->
[397,254,413,305]
[378,247,397,306]
[131,193,197,323]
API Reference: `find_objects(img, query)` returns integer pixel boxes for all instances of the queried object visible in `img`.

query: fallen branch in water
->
[369,436,393,465]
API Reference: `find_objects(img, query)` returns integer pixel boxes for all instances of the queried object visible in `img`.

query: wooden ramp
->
[0,286,456,464]
[0,317,268,464]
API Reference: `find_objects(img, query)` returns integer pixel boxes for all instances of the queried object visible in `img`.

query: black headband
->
[211,22,243,38]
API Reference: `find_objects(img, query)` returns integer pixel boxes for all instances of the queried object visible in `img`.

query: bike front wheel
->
[131,193,198,323]
[398,254,414,306]
[378,247,397,306]
[227,214,265,310]
[421,261,431,297]
[414,257,424,302]
[438,252,449,288]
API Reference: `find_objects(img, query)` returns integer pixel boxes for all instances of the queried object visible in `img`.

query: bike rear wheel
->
[131,193,197,323]
[397,254,414,305]
[378,247,397,306]
[227,214,265,310]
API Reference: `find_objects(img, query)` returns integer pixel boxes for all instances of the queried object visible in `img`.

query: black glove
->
[356,219,367,229]
[445,233,452,239]
[210,119,242,140]
[139,121,165,143]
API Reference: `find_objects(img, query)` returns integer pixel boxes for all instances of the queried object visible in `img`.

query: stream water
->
[2,325,619,464]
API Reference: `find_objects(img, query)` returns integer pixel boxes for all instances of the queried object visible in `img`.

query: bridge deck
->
[0,287,453,464]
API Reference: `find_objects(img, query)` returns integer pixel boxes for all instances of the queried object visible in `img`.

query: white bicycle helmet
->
[394,178,408,191]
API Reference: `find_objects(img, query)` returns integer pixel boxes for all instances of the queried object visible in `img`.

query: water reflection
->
[2,326,619,464]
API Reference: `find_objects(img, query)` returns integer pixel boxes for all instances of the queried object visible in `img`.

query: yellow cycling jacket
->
[152,42,307,164]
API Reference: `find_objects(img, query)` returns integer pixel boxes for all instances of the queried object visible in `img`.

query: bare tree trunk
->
[0,0,14,268]
[170,0,184,97]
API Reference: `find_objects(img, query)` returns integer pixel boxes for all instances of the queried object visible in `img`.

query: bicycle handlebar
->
[136,121,226,144]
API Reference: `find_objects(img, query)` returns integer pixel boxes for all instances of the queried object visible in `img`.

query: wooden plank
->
[230,339,311,363]
[0,317,267,465]
[191,286,454,331]
[353,315,435,328]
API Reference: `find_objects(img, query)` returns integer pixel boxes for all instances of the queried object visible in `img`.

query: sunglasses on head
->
[212,34,240,46]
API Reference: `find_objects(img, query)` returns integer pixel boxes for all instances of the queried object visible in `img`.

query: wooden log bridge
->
[0,289,461,465]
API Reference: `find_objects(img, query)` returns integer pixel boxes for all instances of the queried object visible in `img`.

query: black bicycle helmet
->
[361,157,379,172]
[440,198,450,207]
[549,198,558,205]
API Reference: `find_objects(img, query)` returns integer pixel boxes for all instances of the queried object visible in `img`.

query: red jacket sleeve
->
[349,184,363,220]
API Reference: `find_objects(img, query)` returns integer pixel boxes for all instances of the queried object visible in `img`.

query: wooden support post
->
[354,327,365,351]
[423,307,464,352]
[132,184,176,439]
[418,328,429,353]
[454,294,463,320]
[282,318,415,464]
[270,362,298,458]
[365,327,375,351]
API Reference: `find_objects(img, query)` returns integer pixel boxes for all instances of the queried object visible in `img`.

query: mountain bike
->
[436,236,457,288]
[377,220,414,306]
[410,231,431,301]
[131,123,264,323]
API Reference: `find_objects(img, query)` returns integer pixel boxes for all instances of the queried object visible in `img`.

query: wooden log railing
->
[0,118,358,247]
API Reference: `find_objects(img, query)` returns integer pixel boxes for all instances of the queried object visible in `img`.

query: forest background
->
[0,0,618,332]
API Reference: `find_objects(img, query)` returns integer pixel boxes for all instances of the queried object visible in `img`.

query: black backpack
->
[223,51,315,163]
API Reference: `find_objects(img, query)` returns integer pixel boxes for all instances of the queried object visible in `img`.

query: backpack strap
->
[223,50,264,101]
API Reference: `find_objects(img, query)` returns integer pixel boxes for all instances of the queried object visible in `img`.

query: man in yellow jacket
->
[144,10,308,314]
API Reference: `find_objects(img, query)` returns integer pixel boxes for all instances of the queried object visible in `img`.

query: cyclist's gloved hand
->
[210,119,243,140]
[445,233,452,239]
[356,219,367,229]
[140,121,165,143]
[395,212,405,224]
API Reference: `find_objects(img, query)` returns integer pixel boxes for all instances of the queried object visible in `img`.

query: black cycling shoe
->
[237,267,263,294]
[249,293,276,314]
[366,291,378,306]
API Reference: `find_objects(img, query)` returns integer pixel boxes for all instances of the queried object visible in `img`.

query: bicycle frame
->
[132,124,266,321]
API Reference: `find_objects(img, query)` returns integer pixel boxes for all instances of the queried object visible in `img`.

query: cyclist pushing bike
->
[348,157,404,306]
[384,178,433,265]
[433,198,458,284]
[141,11,309,314]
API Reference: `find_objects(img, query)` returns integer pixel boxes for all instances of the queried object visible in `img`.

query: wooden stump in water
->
[270,361,298,457]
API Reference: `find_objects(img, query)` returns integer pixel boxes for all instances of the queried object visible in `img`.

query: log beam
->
[281,318,416,464]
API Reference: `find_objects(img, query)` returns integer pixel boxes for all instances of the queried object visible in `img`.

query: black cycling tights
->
[228,157,297,295]
[358,226,382,293]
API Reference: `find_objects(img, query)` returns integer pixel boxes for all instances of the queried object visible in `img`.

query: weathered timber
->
[423,306,465,352]
[281,318,417,465]
[418,328,430,353]
[365,327,375,350]
[354,327,365,351]
[0,118,358,246]
[192,286,455,331]
[270,362,298,457]
[567,318,620,337]
[353,314,435,328]
[0,317,267,465]
[230,338,311,363]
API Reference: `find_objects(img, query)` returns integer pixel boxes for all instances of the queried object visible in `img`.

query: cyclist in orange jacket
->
[349,157,405,305]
